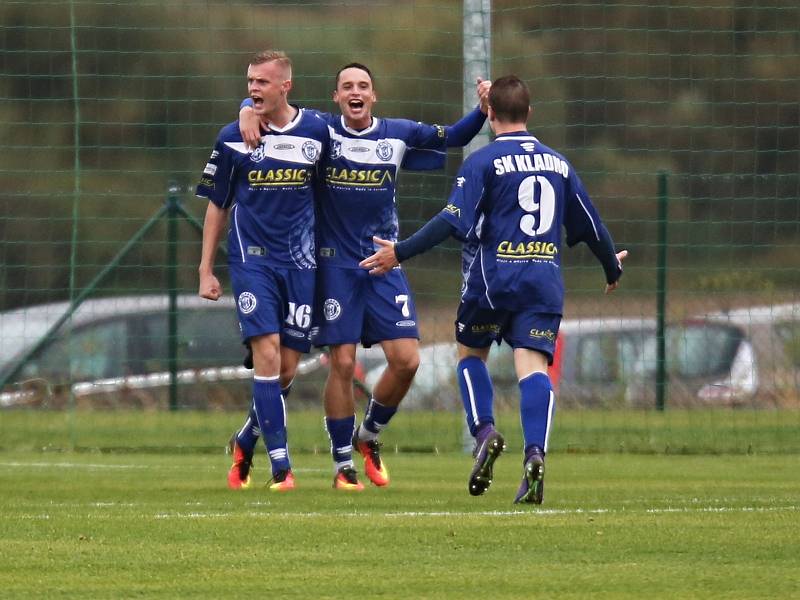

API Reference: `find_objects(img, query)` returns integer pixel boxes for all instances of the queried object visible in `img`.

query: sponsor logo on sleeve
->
[203,163,217,176]
[443,203,461,217]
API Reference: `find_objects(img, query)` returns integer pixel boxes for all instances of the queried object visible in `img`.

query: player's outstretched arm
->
[360,215,455,276]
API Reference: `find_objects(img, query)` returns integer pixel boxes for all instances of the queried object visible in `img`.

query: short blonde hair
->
[250,50,292,79]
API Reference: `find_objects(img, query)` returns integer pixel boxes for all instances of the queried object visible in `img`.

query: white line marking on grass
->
[0,461,152,470]
[147,505,799,520]
[8,505,798,521]
[0,461,330,474]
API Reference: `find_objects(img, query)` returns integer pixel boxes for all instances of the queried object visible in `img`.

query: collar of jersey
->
[495,130,536,140]
[263,105,303,135]
[340,114,380,137]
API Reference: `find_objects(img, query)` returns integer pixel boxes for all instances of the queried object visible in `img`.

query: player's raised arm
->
[442,77,491,148]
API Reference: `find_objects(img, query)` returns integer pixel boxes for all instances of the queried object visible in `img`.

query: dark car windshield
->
[666,323,744,378]
[574,322,743,384]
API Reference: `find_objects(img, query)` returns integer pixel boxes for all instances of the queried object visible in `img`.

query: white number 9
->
[518,175,555,236]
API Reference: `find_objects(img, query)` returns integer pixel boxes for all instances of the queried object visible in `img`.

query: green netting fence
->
[1,0,798,453]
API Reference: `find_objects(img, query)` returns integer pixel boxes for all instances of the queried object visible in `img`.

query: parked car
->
[690,303,800,406]
[0,295,325,409]
[362,304,800,409]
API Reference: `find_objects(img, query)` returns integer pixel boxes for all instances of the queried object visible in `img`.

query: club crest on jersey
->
[376,140,393,161]
[238,292,257,315]
[330,140,343,160]
[249,143,268,163]
[323,298,342,321]
[302,141,319,162]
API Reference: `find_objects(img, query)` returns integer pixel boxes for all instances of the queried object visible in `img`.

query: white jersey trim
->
[575,193,601,240]
[265,107,304,133]
[225,134,322,165]
[232,204,246,262]
[340,115,379,136]
[328,127,408,168]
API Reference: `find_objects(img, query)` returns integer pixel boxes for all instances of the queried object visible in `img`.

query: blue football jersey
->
[314,113,447,268]
[196,108,328,270]
[440,132,608,312]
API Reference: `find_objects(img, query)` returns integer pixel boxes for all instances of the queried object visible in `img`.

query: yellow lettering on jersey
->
[325,167,393,187]
[496,239,558,260]
[248,169,309,186]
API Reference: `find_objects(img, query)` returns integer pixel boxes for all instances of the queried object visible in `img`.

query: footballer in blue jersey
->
[361,75,628,504]
[198,50,328,492]
[238,63,491,489]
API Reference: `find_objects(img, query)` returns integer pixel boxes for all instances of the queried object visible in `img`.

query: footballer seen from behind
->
[360,75,628,505]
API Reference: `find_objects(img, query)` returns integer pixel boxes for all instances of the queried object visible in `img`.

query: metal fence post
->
[167,182,180,411]
[656,171,669,411]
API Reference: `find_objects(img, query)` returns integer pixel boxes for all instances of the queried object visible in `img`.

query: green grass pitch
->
[1,411,799,598]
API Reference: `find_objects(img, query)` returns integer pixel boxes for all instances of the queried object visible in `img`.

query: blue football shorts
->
[228,260,315,353]
[455,300,561,365]
[312,265,419,348]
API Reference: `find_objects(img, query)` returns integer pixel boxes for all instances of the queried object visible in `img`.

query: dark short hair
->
[335,62,374,87]
[488,75,530,123]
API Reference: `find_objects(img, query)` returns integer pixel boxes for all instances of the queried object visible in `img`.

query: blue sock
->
[235,402,261,454]
[252,376,291,475]
[236,383,292,453]
[325,415,356,471]
[456,356,495,437]
[359,398,397,440]
[519,372,555,454]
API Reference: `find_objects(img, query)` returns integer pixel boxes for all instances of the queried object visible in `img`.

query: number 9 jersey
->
[439,132,608,314]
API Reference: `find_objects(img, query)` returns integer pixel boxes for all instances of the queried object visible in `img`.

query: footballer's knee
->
[388,351,420,382]
[249,334,281,375]
[329,346,357,381]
